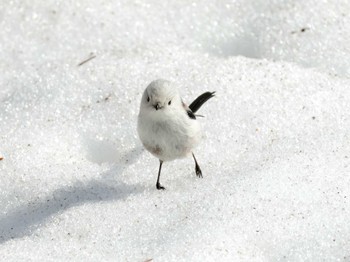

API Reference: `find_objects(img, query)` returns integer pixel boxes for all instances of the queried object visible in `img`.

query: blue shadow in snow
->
[0,146,144,244]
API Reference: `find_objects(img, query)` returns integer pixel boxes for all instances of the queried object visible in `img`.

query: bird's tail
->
[189,91,215,113]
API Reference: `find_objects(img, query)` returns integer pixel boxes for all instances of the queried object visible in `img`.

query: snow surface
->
[1,0,350,261]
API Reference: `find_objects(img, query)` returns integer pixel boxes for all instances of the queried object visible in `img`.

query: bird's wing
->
[182,101,196,119]
[187,109,196,119]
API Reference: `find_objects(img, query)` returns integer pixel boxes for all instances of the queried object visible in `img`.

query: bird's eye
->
[147,96,150,102]
[168,100,171,105]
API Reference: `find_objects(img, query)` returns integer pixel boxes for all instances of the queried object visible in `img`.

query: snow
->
[1,0,350,261]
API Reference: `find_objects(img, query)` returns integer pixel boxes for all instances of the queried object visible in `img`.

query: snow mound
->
[1,0,350,261]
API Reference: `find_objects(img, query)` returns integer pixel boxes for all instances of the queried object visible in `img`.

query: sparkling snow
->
[1,0,350,261]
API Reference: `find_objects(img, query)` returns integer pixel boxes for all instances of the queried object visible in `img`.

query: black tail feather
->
[189,91,215,113]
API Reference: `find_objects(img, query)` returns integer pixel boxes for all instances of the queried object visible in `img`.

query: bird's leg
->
[192,153,203,178]
[156,160,165,190]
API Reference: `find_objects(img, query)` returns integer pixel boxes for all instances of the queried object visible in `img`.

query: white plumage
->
[137,79,215,190]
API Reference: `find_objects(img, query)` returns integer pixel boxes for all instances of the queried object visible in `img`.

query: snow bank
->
[1,0,350,261]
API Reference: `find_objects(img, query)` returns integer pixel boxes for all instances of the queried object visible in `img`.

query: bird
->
[137,79,215,190]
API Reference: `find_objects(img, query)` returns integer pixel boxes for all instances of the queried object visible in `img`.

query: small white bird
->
[137,79,215,190]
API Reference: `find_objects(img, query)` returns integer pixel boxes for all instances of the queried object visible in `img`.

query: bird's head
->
[140,79,182,116]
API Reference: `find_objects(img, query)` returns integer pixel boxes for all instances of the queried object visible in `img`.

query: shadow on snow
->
[0,146,144,244]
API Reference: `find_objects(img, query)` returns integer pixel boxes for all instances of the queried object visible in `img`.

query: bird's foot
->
[156,183,165,190]
[195,165,203,178]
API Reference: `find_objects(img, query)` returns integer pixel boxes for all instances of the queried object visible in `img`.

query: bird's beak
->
[154,103,161,110]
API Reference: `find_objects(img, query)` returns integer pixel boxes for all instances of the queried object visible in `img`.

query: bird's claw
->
[195,166,203,178]
[156,183,166,190]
